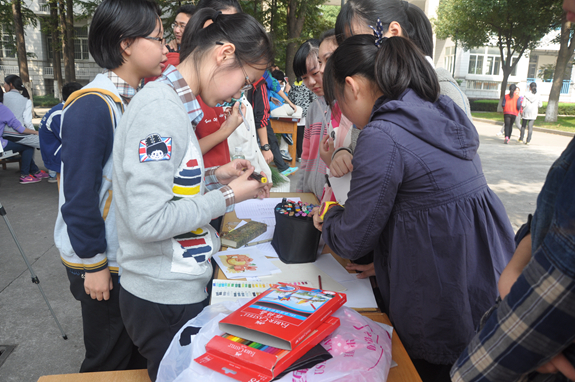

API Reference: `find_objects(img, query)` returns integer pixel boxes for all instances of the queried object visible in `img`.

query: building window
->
[468,54,484,74]
[466,80,500,90]
[444,46,455,74]
[0,25,17,58]
[74,27,89,60]
[510,57,519,76]
[47,26,89,61]
[486,55,501,75]
[468,47,504,76]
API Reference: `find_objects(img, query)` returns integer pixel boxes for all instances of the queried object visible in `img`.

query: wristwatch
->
[260,144,271,151]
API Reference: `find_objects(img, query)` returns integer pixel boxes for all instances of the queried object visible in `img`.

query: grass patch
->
[472,112,575,133]
[33,95,60,107]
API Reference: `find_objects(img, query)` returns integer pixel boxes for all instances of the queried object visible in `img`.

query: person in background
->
[514,87,523,137]
[2,74,49,179]
[270,69,301,162]
[167,4,196,54]
[54,0,167,372]
[502,84,521,144]
[0,86,42,184]
[519,82,542,145]
[248,71,298,177]
[38,82,83,185]
[288,76,317,160]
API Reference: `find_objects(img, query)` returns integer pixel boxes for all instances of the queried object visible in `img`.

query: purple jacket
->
[323,89,515,364]
[0,103,24,149]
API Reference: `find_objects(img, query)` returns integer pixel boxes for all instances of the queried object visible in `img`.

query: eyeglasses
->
[239,64,253,92]
[172,22,187,30]
[144,36,165,45]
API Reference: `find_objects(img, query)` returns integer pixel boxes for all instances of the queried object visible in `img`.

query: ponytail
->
[403,2,433,57]
[324,35,439,106]
[4,74,30,99]
[180,8,273,70]
[375,36,438,102]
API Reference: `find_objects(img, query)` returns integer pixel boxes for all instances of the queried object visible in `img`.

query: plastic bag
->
[157,302,393,382]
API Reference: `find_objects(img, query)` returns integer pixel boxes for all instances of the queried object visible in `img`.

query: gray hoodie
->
[113,82,227,305]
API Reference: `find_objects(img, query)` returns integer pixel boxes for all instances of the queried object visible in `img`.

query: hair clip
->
[369,18,387,48]
[212,10,222,23]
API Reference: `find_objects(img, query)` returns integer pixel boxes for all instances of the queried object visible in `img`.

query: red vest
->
[503,94,519,116]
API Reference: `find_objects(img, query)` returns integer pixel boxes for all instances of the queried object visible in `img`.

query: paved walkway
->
[0,119,571,381]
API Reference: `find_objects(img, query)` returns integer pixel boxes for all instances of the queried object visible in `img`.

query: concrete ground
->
[0,120,572,381]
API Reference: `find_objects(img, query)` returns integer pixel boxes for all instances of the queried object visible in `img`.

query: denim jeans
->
[3,140,39,176]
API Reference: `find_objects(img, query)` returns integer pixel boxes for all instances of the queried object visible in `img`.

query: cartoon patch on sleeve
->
[139,133,172,162]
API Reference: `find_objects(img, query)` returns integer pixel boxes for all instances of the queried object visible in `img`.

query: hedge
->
[469,99,575,115]
[33,95,60,108]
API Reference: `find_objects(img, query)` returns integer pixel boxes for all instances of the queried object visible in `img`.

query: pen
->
[249,172,268,183]
[244,238,272,247]
[318,275,323,290]
[242,167,268,183]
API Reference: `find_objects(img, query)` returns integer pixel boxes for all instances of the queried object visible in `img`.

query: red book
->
[195,316,339,382]
[218,283,346,350]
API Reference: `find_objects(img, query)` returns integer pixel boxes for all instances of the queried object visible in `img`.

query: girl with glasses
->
[54,0,167,374]
[113,8,273,381]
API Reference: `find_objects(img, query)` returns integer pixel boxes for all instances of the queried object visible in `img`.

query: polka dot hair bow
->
[369,18,388,48]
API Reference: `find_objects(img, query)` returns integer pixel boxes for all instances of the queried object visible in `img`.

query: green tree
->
[545,13,575,122]
[241,1,336,80]
[434,0,561,109]
[0,0,36,84]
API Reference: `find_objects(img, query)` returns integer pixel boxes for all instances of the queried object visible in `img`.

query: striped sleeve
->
[205,167,235,212]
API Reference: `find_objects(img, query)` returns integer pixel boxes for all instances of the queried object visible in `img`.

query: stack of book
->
[195,283,346,381]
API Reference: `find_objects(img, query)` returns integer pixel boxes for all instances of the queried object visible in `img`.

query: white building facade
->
[0,0,101,97]
[434,30,575,102]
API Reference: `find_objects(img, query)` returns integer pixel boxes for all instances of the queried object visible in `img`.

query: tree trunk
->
[545,13,575,122]
[285,0,307,81]
[12,0,29,83]
[59,0,69,81]
[65,0,75,81]
[49,0,63,99]
[11,0,34,112]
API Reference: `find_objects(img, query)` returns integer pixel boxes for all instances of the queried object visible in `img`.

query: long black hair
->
[529,82,537,94]
[4,75,30,98]
[293,39,320,79]
[180,8,273,71]
[335,0,433,57]
[323,35,439,106]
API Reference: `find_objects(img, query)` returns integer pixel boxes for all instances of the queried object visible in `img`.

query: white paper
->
[314,253,358,282]
[260,260,347,292]
[248,242,278,257]
[235,197,301,219]
[329,172,352,204]
[341,278,378,309]
[213,248,280,279]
